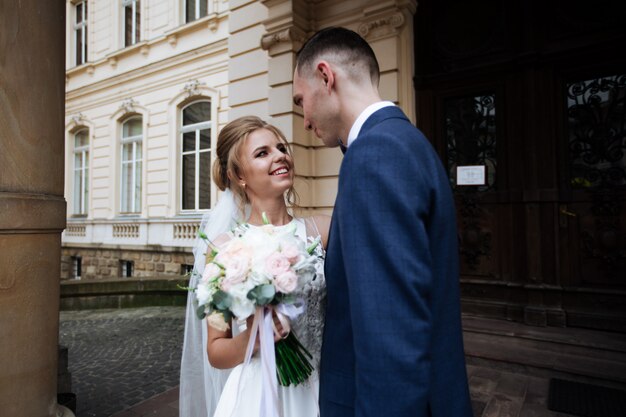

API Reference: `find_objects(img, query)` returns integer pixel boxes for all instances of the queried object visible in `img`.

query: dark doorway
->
[414,0,626,332]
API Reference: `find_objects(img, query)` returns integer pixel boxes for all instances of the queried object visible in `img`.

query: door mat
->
[548,378,626,417]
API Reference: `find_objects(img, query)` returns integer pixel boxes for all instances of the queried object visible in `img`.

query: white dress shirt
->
[346,101,395,148]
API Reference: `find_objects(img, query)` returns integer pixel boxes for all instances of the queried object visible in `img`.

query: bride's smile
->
[237,127,294,200]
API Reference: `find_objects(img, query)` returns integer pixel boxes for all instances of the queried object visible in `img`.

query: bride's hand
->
[245,311,289,350]
[271,310,290,341]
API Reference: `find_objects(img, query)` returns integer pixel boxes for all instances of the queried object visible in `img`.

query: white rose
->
[231,296,255,319]
[196,283,214,306]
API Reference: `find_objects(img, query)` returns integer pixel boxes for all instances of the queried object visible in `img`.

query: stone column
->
[0,1,66,416]
[260,0,318,214]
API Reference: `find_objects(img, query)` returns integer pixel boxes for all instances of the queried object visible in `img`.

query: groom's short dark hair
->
[296,27,380,85]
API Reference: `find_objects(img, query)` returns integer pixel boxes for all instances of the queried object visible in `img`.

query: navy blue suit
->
[319,106,472,417]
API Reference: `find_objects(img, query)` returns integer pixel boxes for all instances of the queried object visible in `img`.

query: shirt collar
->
[346,101,395,148]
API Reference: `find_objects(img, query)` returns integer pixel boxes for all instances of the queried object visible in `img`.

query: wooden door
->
[556,67,626,331]
[414,0,626,331]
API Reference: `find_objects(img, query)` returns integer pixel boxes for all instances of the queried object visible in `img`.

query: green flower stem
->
[274,332,314,386]
[281,344,305,383]
[276,343,299,384]
[275,354,289,386]
[288,344,310,378]
[291,349,313,374]
[287,333,313,359]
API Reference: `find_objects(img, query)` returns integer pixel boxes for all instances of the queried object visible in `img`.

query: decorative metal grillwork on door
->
[567,74,626,280]
[567,74,626,189]
[444,93,497,271]
[445,93,497,192]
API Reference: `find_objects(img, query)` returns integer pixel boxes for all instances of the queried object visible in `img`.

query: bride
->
[179,116,330,417]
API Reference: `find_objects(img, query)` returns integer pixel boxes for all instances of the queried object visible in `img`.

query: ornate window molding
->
[181,79,207,99]
[118,98,140,115]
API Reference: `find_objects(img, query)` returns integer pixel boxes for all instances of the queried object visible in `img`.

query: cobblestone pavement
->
[59,307,186,417]
[61,307,576,417]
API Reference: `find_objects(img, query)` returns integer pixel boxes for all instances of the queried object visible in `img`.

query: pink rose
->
[265,252,291,276]
[274,270,298,294]
[281,244,300,264]
[202,263,221,284]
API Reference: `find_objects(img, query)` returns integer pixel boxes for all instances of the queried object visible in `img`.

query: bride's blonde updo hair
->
[212,116,298,210]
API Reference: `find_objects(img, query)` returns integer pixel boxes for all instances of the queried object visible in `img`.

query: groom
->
[293,28,472,416]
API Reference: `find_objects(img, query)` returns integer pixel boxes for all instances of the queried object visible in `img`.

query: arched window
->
[73,129,89,215]
[180,101,211,211]
[121,117,143,213]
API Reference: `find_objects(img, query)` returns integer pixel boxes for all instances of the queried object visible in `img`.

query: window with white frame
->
[185,0,208,23]
[73,129,89,215]
[123,0,141,47]
[74,0,88,66]
[121,117,143,214]
[181,101,211,211]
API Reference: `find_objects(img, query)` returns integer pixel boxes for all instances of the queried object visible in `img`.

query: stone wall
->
[61,247,195,281]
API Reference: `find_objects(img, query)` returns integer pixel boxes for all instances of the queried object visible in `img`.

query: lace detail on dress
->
[290,218,326,370]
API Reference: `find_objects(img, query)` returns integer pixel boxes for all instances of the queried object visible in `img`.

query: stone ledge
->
[60,276,189,310]
[0,192,66,231]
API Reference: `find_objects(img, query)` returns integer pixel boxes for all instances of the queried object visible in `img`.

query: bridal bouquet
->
[194,214,321,387]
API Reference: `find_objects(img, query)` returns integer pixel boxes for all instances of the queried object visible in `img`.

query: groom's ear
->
[316,61,335,93]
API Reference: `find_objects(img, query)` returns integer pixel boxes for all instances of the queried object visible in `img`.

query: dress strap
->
[303,217,321,240]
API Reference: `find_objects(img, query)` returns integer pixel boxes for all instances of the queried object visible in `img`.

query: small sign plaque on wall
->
[457,165,486,186]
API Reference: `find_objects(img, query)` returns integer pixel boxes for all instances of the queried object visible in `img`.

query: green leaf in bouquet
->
[222,309,233,324]
[306,236,321,254]
[275,293,296,305]
[247,284,276,306]
[213,290,233,310]
[206,248,218,264]
[196,304,208,320]
[176,283,193,291]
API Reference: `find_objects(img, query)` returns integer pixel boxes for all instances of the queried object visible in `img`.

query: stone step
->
[462,316,626,389]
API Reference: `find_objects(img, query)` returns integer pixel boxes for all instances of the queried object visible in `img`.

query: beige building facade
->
[62,0,418,281]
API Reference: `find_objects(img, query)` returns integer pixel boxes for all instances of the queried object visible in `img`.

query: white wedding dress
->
[213,217,326,417]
